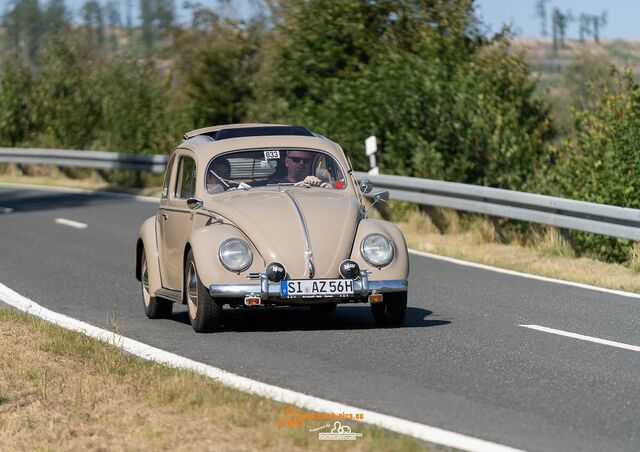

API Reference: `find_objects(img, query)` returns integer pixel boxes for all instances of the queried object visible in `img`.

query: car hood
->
[208,188,361,278]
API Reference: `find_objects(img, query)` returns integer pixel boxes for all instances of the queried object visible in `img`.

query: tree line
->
[535,0,608,54]
[0,0,638,262]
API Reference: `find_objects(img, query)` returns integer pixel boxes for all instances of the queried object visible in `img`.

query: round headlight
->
[218,238,253,272]
[360,233,394,267]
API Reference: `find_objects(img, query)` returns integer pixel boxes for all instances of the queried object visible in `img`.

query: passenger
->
[206,159,231,193]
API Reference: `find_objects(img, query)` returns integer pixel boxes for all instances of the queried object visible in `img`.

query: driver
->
[270,150,330,187]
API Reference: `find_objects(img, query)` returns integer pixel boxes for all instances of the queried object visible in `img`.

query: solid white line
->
[54,218,88,229]
[520,325,640,352]
[409,249,640,300]
[0,206,13,213]
[0,283,522,452]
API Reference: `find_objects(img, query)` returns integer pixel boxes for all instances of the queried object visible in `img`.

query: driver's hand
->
[303,175,323,186]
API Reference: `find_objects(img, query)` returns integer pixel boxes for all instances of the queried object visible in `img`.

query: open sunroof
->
[206,126,314,141]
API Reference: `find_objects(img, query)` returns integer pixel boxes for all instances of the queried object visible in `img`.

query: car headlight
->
[360,233,394,267]
[218,238,253,272]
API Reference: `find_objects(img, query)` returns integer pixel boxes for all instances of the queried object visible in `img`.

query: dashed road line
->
[520,324,640,352]
[54,218,88,229]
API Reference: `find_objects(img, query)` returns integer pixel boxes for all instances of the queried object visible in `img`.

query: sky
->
[475,0,640,40]
[4,1,639,41]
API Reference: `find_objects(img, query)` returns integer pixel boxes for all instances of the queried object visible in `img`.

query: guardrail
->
[0,148,168,173]
[2,147,639,241]
[354,172,640,241]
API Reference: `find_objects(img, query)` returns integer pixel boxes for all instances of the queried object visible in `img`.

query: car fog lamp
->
[218,238,253,272]
[360,233,394,267]
[339,260,360,279]
[266,262,286,282]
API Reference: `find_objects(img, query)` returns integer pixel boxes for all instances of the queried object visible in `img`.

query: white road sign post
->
[365,136,378,175]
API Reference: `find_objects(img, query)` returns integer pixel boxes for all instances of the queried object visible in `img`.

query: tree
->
[44,0,71,35]
[104,0,122,51]
[81,0,105,46]
[2,0,44,64]
[592,11,607,43]
[534,0,550,38]
[0,65,38,146]
[175,3,264,127]
[254,0,554,189]
[578,13,591,42]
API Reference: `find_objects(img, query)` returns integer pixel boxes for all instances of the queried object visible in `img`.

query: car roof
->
[183,123,312,140]
[176,124,351,170]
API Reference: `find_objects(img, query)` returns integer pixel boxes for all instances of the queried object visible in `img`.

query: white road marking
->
[410,249,640,300]
[54,218,88,229]
[520,325,640,352]
[0,206,13,213]
[0,283,522,452]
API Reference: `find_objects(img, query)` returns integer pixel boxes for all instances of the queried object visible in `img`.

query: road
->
[1,184,639,451]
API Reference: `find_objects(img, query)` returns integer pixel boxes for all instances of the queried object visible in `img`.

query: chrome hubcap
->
[187,262,198,318]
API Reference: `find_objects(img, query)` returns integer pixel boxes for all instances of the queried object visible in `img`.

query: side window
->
[175,156,196,199]
[161,156,175,199]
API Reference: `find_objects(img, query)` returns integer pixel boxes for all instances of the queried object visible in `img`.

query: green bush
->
[555,68,640,261]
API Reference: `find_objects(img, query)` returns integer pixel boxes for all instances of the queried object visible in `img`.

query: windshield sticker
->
[264,150,280,159]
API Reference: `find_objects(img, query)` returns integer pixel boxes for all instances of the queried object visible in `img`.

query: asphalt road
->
[1,185,639,451]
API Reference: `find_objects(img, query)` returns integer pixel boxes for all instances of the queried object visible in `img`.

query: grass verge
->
[0,306,426,451]
[393,207,640,293]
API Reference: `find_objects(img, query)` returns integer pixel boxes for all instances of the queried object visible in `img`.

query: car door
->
[159,151,198,291]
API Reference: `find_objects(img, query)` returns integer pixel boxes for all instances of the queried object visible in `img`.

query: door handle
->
[161,213,168,220]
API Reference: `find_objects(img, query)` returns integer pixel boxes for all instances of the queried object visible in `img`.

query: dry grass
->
[0,308,427,451]
[395,208,640,293]
[0,164,162,197]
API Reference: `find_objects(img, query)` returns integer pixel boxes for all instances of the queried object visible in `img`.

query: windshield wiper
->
[209,170,230,189]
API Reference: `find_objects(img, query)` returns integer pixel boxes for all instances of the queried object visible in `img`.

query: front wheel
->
[371,291,407,327]
[185,250,223,333]
[141,249,172,319]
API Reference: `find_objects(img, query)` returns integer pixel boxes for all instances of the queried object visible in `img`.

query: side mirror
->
[359,179,373,194]
[373,190,389,203]
[187,197,203,210]
[365,190,390,215]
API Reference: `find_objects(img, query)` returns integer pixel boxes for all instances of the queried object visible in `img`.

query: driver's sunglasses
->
[288,157,312,164]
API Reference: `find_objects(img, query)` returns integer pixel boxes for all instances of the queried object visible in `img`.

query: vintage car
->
[135,124,409,332]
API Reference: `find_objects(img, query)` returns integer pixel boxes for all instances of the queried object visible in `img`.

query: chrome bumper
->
[209,271,407,301]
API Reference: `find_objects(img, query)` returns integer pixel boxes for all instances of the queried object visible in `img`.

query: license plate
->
[280,279,354,298]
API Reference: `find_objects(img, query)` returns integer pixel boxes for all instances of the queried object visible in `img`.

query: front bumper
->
[209,271,407,303]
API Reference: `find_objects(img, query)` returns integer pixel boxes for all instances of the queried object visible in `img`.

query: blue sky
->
[475,0,639,40]
[5,1,638,40]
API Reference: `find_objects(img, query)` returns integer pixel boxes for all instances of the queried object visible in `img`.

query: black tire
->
[371,291,407,327]
[185,250,223,333]
[309,302,337,313]
[141,249,172,319]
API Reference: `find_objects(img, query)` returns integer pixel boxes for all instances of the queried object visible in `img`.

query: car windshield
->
[205,149,348,194]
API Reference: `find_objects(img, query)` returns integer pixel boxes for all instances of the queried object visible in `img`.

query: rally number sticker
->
[264,150,280,159]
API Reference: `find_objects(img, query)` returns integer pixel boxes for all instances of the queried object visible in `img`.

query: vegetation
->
[0,306,425,450]
[1,0,640,266]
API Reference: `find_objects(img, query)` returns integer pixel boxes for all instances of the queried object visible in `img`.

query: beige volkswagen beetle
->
[135,124,409,332]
